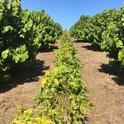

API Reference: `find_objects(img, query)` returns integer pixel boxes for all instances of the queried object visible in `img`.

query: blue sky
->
[21,0,124,29]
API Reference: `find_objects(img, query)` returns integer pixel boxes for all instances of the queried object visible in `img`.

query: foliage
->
[70,6,124,67]
[100,7,124,66]
[36,33,92,124]
[70,16,93,41]
[12,106,54,124]
[29,10,62,49]
[0,0,62,82]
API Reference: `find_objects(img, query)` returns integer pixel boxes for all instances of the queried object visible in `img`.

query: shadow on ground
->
[40,45,58,52]
[73,40,101,52]
[82,43,101,52]
[74,40,89,43]
[99,63,124,86]
[0,59,49,93]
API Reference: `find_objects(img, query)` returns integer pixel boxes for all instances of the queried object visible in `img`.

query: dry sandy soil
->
[0,41,124,124]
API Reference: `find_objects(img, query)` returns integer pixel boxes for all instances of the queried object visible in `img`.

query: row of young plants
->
[0,0,62,82]
[12,33,92,124]
[70,7,124,67]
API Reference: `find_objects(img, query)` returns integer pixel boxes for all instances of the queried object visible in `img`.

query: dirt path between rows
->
[0,44,58,124]
[74,41,124,124]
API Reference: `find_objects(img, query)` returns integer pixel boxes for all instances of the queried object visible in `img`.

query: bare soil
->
[0,44,58,124]
[74,41,124,124]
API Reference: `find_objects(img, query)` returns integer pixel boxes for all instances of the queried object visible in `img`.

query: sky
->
[21,0,124,29]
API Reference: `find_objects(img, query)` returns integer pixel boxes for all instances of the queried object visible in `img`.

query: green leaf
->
[1,49,10,59]
[20,52,29,62]
[3,26,13,33]
[118,50,124,61]
[116,40,123,48]
[13,55,20,63]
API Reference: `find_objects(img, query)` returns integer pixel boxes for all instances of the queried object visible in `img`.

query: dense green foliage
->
[12,106,54,124]
[70,7,124,67]
[0,0,62,82]
[12,33,92,124]
[70,16,93,41]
